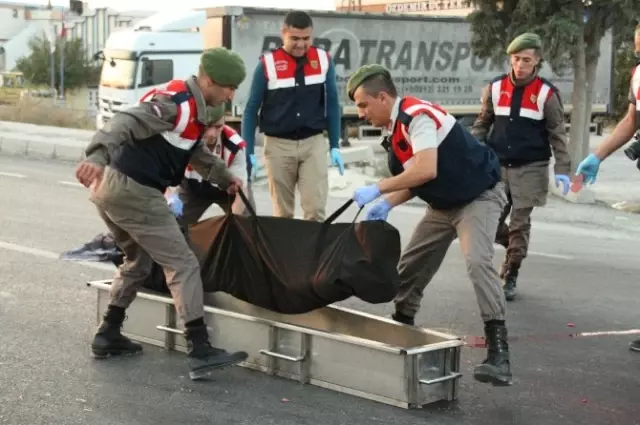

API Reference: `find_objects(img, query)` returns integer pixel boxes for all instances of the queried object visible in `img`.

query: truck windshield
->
[100,58,136,89]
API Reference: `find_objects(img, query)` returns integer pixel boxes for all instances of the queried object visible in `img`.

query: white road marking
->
[0,240,114,272]
[57,180,84,188]
[449,239,574,260]
[522,252,573,260]
[575,329,640,337]
[0,171,27,178]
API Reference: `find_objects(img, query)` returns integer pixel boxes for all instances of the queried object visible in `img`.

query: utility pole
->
[47,0,55,96]
[58,0,83,101]
[59,13,65,100]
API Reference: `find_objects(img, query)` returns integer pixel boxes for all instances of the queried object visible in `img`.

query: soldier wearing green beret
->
[173,104,256,223]
[471,32,571,302]
[348,64,512,386]
[76,47,251,380]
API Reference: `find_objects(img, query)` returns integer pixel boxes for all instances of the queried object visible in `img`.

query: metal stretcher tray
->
[86,279,463,409]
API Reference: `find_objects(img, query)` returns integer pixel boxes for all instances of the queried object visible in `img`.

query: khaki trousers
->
[394,183,508,322]
[90,167,204,323]
[263,134,328,221]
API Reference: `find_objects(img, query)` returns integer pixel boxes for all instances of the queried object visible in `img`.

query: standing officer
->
[471,33,572,301]
[170,103,251,224]
[75,48,248,380]
[348,64,512,387]
[241,10,344,221]
[576,23,640,353]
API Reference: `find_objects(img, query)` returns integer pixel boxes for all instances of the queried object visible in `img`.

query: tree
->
[14,34,100,93]
[467,0,640,173]
[611,22,639,121]
[612,48,637,121]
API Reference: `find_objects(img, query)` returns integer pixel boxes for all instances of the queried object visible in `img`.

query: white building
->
[0,2,155,72]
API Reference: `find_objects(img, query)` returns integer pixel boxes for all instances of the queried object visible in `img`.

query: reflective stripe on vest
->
[632,65,640,111]
[138,80,200,151]
[261,47,329,90]
[391,96,456,170]
[490,76,552,120]
[219,125,247,166]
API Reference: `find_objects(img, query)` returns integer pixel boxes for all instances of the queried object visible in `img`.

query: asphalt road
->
[1,156,639,425]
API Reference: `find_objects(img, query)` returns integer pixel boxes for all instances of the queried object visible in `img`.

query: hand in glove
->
[353,184,381,208]
[166,193,183,217]
[248,154,258,180]
[365,199,392,221]
[554,174,571,195]
[330,148,345,175]
[575,153,601,184]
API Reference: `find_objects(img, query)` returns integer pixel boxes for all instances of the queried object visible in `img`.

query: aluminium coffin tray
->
[87,279,463,409]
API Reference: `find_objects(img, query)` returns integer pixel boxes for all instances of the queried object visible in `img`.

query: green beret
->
[506,32,542,55]
[346,64,391,101]
[200,47,246,88]
[206,104,225,124]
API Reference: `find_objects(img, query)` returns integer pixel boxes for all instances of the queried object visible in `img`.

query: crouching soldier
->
[348,64,512,386]
[167,104,252,223]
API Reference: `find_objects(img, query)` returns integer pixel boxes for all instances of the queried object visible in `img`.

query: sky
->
[6,0,338,12]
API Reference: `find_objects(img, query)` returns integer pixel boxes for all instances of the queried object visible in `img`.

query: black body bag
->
[60,190,402,314]
[187,190,402,314]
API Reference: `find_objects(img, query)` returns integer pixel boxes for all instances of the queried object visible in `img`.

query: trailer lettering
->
[260,36,501,72]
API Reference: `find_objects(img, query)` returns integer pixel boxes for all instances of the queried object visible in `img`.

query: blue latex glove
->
[330,148,345,175]
[554,174,571,196]
[365,199,392,221]
[575,153,601,184]
[166,193,183,217]
[353,184,381,208]
[248,154,258,179]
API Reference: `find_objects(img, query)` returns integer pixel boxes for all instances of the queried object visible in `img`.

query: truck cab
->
[95,10,207,130]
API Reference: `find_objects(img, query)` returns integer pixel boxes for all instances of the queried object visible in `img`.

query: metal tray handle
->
[259,349,305,362]
[156,325,184,335]
[419,372,462,386]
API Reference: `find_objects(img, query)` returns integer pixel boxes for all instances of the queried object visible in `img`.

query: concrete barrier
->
[0,121,376,175]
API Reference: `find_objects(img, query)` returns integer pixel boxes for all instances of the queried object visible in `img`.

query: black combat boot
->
[184,320,248,380]
[473,321,512,386]
[503,265,518,302]
[391,311,415,326]
[495,222,510,250]
[629,339,640,352]
[91,305,143,359]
